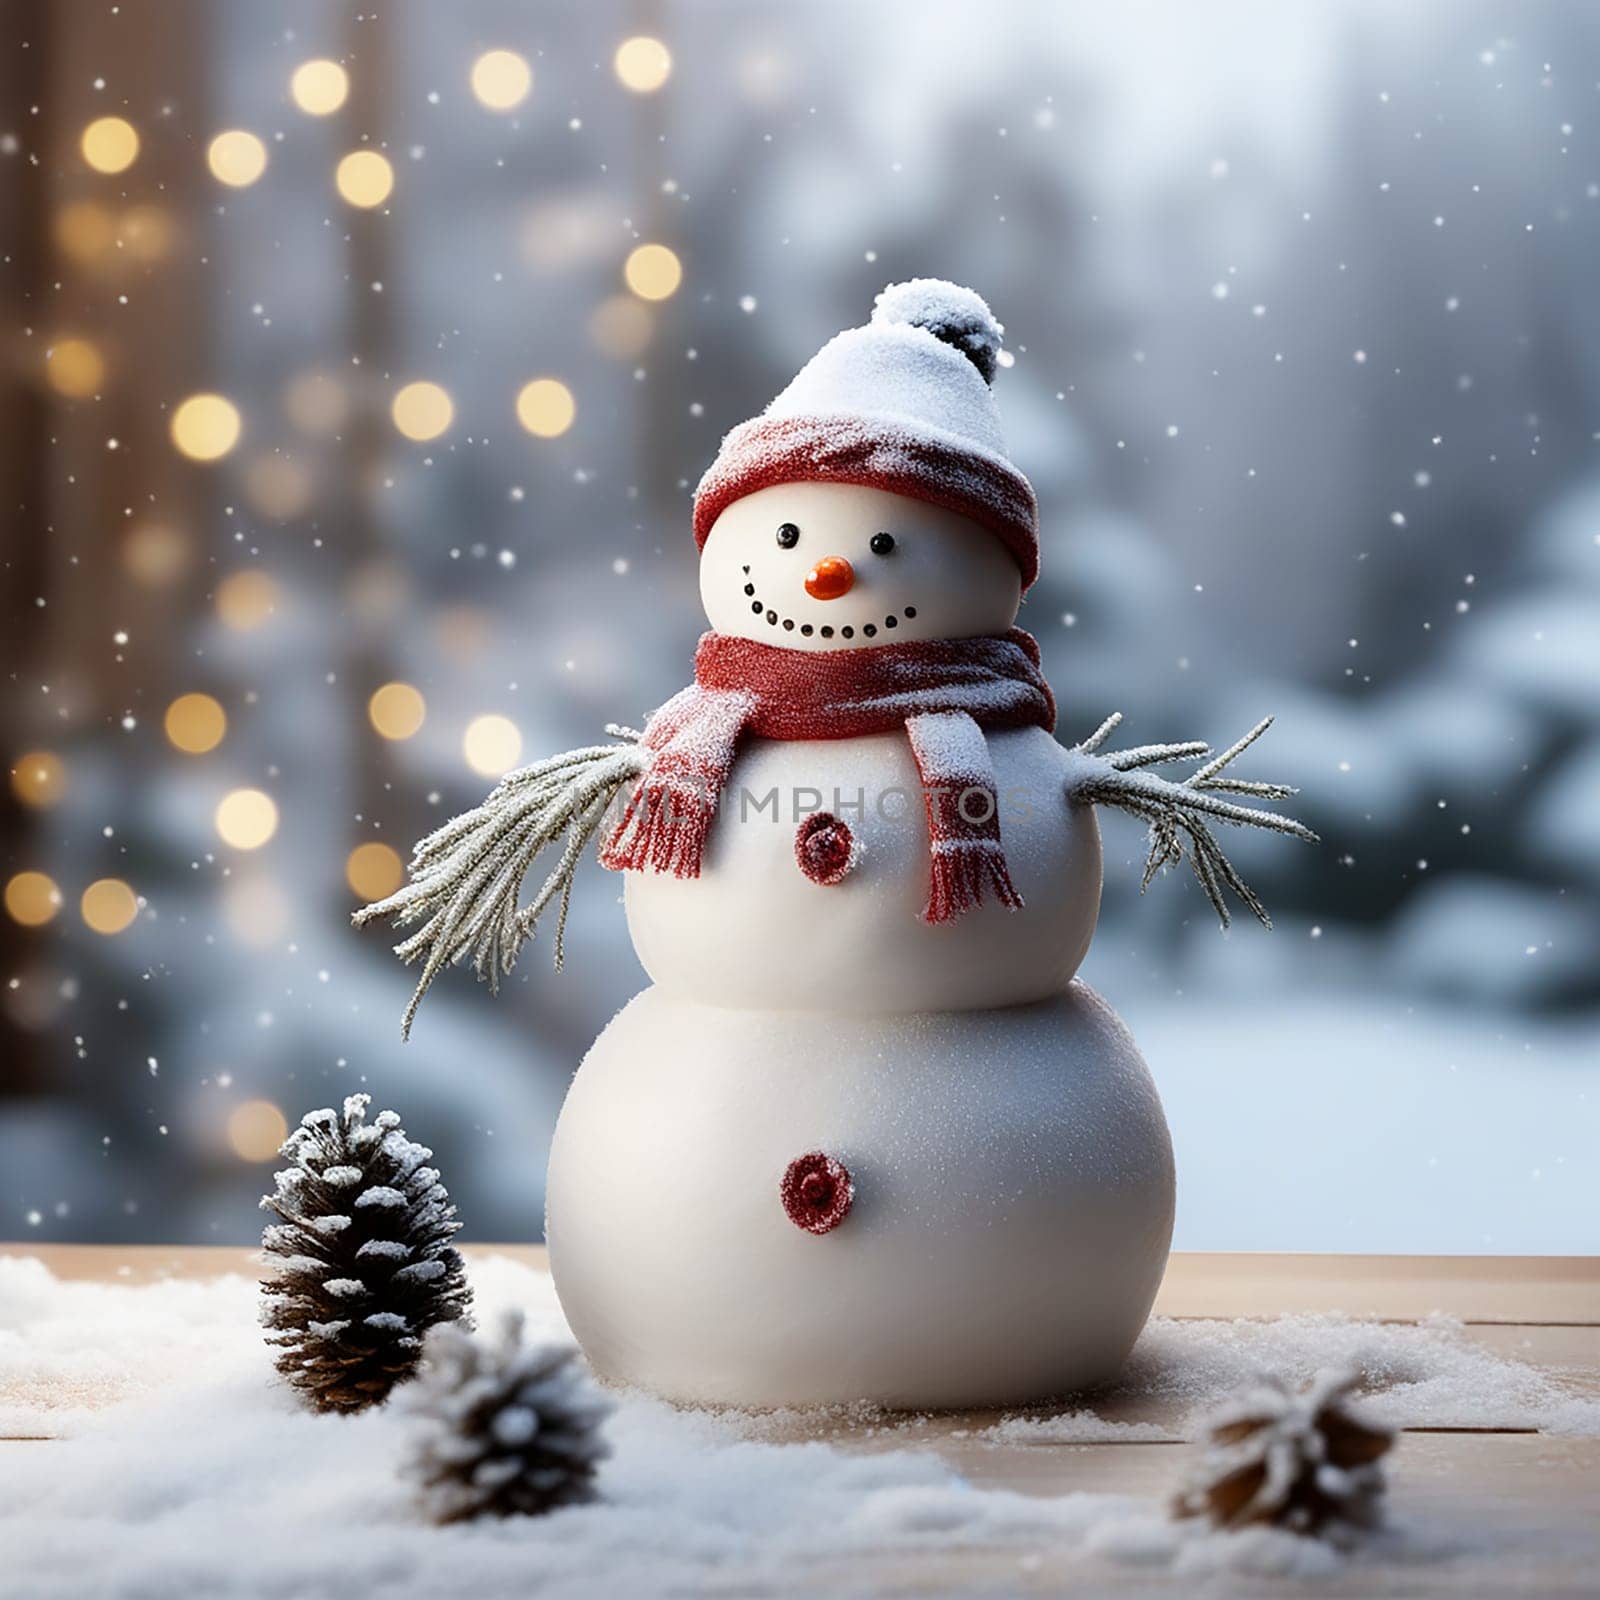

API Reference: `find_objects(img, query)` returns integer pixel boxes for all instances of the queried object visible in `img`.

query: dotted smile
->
[741,564,915,640]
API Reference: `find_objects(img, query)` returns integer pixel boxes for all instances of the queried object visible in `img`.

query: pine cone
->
[1173,1369,1395,1536]
[259,1094,471,1413]
[400,1311,612,1524]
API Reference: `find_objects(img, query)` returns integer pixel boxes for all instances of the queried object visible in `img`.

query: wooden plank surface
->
[1151,1252,1600,1326]
[8,1245,1597,1324]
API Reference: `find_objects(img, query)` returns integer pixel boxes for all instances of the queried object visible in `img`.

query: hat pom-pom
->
[871,279,1005,384]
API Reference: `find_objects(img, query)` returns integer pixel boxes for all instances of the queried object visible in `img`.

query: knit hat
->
[693,280,1040,589]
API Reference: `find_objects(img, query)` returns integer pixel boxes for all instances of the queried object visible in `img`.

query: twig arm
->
[1064,713,1317,929]
[352,736,647,1038]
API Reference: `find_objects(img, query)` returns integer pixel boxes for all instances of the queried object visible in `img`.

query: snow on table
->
[0,1247,1596,1598]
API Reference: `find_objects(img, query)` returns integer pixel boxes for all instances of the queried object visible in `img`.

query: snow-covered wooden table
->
[3,1246,1597,1597]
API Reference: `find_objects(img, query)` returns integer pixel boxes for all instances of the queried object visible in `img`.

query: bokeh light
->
[227,1099,288,1162]
[244,455,314,521]
[124,524,189,588]
[207,129,268,188]
[368,682,426,740]
[170,393,241,461]
[55,200,115,263]
[81,878,139,935]
[392,380,454,441]
[435,606,492,661]
[11,752,67,809]
[216,570,279,631]
[624,242,682,301]
[222,875,290,948]
[290,59,349,116]
[519,195,615,273]
[81,116,139,174]
[44,338,105,399]
[470,49,532,110]
[463,714,522,777]
[163,693,227,755]
[515,378,576,438]
[346,841,404,901]
[284,370,348,434]
[347,561,407,626]
[5,872,61,927]
[589,295,653,359]
[614,36,672,92]
[335,149,394,208]
[215,788,279,850]
[120,204,173,263]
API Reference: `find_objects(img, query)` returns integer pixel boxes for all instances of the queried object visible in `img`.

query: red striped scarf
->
[599,630,1056,923]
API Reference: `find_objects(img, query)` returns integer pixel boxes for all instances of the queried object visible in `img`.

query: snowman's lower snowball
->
[546,982,1175,1410]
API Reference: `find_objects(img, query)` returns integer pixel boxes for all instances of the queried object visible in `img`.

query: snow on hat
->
[693,280,1040,588]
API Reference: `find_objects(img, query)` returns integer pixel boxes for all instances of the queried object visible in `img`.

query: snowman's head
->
[691,279,1040,648]
[699,480,1022,649]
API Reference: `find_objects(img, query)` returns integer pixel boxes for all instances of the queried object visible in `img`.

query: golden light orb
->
[81,878,139,935]
[290,58,349,116]
[216,569,279,631]
[227,1099,288,1162]
[244,455,314,521]
[207,129,268,188]
[163,693,227,755]
[335,149,394,208]
[12,752,67,809]
[45,338,105,399]
[624,242,682,301]
[463,714,522,777]
[124,524,189,588]
[470,49,532,111]
[435,605,492,660]
[222,875,290,948]
[55,200,115,263]
[5,871,61,927]
[215,788,279,850]
[171,392,241,461]
[81,116,139,175]
[392,380,454,442]
[368,682,426,740]
[119,204,173,262]
[515,378,576,439]
[589,295,653,359]
[614,36,672,93]
[284,370,348,434]
[345,841,404,901]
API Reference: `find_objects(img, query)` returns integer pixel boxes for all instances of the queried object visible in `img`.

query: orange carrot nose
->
[805,556,855,600]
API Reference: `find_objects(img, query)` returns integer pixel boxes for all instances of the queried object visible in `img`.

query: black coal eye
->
[869,532,896,556]
[776,523,800,549]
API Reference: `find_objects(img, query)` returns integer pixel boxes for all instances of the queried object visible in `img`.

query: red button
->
[795,812,856,886]
[780,1151,854,1235]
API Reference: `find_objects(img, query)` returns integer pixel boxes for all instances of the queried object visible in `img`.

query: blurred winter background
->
[2,0,1597,1253]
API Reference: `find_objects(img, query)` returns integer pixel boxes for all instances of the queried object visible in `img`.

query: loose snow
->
[1,1252,1595,1598]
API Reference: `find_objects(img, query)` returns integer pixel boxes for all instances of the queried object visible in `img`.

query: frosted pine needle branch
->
[1067,713,1317,929]
[353,735,647,1038]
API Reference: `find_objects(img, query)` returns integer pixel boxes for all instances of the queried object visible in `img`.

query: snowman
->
[358,281,1313,1409]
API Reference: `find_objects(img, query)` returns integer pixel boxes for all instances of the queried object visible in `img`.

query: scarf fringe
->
[598,779,711,879]
[923,841,1026,925]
